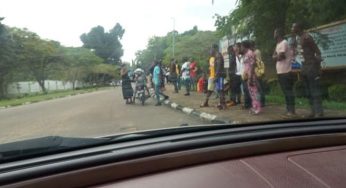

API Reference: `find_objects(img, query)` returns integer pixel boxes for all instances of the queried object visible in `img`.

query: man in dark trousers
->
[273,28,295,116]
[169,58,179,93]
[200,44,227,110]
[292,22,324,117]
[228,44,241,106]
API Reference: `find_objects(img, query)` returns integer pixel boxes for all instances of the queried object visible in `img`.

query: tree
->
[162,31,218,73]
[0,18,17,98]
[91,64,119,85]
[12,28,63,93]
[214,0,346,76]
[62,47,103,89]
[135,28,218,72]
[134,36,168,70]
[80,23,125,64]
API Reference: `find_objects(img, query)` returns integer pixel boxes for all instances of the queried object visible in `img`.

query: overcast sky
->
[1,0,237,62]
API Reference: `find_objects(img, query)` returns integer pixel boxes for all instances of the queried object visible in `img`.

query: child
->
[197,73,207,93]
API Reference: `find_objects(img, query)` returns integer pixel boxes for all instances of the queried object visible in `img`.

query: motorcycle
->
[134,85,148,105]
[133,68,149,106]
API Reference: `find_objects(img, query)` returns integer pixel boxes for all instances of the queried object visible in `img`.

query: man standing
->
[273,28,295,116]
[292,22,323,117]
[201,44,226,110]
[169,58,179,93]
[176,62,181,90]
[240,43,252,109]
[189,58,198,91]
[229,44,242,105]
[153,60,169,106]
[181,58,191,96]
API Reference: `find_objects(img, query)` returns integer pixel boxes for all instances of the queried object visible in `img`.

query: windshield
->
[0,0,346,159]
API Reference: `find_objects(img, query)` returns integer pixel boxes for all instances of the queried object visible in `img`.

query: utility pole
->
[171,17,175,58]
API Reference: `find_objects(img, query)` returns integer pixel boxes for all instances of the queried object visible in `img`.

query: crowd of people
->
[120,22,324,118]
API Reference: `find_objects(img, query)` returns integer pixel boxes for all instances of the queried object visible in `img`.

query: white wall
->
[7,80,88,95]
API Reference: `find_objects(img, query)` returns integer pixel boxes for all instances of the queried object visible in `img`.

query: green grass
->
[0,87,112,107]
[266,95,346,111]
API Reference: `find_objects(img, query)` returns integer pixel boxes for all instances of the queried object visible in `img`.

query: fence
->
[7,80,88,96]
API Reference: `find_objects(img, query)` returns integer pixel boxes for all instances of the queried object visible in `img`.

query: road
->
[0,88,204,144]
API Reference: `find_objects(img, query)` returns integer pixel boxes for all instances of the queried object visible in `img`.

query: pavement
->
[0,88,204,144]
[160,84,346,124]
[1,85,345,144]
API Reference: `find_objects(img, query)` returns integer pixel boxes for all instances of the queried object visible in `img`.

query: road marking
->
[182,107,194,114]
[171,103,178,109]
[200,112,217,121]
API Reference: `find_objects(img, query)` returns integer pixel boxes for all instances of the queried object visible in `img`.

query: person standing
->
[189,58,198,91]
[229,44,242,105]
[153,60,169,106]
[240,43,252,110]
[273,28,295,116]
[181,58,191,96]
[176,62,182,91]
[201,44,226,110]
[120,64,134,104]
[169,58,179,93]
[252,42,266,107]
[158,60,166,91]
[292,22,323,117]
[215,45,227,110]
[242,41,261,114]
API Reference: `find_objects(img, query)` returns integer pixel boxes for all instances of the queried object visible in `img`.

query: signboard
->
[312,20,346,69]
[219,36,230,68]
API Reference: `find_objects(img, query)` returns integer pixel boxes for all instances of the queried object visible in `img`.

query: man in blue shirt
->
[153,60,169,106]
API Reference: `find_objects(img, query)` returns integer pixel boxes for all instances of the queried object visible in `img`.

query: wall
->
[7,80,88,95]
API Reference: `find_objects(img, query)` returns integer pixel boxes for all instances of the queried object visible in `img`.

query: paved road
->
[0,88,204,144]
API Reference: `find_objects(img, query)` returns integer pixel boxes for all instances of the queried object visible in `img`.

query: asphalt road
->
[0,88,204,144]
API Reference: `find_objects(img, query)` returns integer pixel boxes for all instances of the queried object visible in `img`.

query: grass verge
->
[0,87,113,108]
[266,95,346,111]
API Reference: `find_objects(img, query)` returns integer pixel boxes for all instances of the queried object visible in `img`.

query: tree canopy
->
[135,26,218,71]
[214,0,346,75]
[0,20,122,98]
[80,23,125,64]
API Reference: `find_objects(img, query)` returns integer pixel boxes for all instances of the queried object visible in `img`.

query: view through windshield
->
[0,0,346,150]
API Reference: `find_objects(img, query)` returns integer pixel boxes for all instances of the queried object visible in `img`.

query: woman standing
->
[242,41,261,115]
[120,64,134,104]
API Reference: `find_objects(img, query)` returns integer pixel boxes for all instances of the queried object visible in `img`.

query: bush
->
[267,78,283,96]
[328,84,346,102]
[294,80,306,98]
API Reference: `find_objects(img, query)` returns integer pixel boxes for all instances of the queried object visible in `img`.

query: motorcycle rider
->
[133,68,150,103]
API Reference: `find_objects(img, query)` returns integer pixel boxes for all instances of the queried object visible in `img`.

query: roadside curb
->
[155,95,230,124]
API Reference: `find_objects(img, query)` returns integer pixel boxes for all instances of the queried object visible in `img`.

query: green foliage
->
[80,23,125,64]
[0,23,118,98]
[135,26,218,71]
[215,0,346,78]
[267,78,283,96]
[164,31,218,69]
[135,36,169,69]
[294,80,306,98]
[328,84,346,102]
[0,20,15,98]
[10,28,63,93]
[60,47,103,89]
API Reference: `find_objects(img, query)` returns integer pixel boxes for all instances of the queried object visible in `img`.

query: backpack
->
[255,58,265,78]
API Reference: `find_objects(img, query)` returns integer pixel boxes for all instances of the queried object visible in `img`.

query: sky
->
[1,0,237,62]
